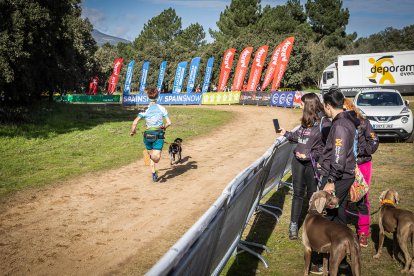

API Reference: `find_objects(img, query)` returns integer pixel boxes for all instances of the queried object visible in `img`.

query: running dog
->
[303,191,361,276]
[373,189,414,273]
[168,138,182,165]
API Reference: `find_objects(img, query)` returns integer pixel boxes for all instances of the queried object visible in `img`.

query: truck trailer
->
[319,50,414,97]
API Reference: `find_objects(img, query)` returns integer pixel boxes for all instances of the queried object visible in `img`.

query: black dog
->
[168,138,182,165]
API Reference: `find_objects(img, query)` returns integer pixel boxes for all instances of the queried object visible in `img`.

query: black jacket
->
[357,118,379,165]
[284,117,332,162]
[318,111,360,181]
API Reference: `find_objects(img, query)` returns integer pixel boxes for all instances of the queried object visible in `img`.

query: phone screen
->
[273,119,281,133]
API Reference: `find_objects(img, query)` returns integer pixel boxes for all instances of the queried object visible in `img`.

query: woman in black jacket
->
[280,93,331,239]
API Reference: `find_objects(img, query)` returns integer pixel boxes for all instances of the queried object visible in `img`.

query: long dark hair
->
[301,93,325,127]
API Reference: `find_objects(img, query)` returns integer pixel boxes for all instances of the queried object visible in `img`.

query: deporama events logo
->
[368,55,414,84]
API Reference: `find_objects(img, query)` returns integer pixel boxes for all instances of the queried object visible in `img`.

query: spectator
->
[315,88,360,270]
[318,88,360,225]
[343,98,379,248]
[280,93,331,240]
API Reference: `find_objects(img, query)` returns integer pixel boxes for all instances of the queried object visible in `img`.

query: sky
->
[81,0,414,42]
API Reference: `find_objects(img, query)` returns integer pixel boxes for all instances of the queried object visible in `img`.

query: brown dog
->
[373,189,414,273]
[302,191,361,276]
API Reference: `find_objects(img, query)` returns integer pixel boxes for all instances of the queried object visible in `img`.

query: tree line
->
[1,0,414,105]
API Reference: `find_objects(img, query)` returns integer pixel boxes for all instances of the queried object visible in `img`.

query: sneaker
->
[310,263,323,275]
[359,234,368,248]
[288,222,298,240]
[152,172,158,182]
[143,150,151,166]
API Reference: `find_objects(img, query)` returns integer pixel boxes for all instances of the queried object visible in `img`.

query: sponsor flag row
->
[110,57,214,95]
[218,36,295,92]
[107,36,293,95]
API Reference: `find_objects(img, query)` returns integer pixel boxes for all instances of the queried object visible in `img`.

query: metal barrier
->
[147,135,294,276]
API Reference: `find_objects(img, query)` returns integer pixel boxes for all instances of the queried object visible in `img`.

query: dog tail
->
[349,238,361,276]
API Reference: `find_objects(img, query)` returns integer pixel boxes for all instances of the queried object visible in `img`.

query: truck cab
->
[319,62,338,94]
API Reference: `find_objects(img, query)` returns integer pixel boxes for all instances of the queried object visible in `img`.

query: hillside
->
[92,29,131,46]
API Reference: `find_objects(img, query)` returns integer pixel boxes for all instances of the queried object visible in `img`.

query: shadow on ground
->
[158,156,197,182]
[370,224,405,266]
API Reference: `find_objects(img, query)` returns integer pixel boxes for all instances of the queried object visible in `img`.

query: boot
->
[289,222,298,240]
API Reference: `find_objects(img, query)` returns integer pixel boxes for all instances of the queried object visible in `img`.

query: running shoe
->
[288,222,298,240]
[152,172,158,182]
[310,263,323,275]
[359,234,368,248]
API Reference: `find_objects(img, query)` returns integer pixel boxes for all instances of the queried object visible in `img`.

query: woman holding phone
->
[279,93,331,240]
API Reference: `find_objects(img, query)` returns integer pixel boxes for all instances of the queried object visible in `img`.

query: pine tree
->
[210,0,261,43]
[305,0,354,49]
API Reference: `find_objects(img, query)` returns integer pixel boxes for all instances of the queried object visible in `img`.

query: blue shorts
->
[143,130,165,150]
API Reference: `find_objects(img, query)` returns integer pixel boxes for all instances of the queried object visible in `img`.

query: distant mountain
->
[92,29,131,46]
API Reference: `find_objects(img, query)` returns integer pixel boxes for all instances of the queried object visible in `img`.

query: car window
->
[356,92,403,106]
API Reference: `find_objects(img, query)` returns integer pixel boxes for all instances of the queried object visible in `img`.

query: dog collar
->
[381,199,395,206]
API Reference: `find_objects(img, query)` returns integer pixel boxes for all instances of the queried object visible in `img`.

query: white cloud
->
[81,7,106,30]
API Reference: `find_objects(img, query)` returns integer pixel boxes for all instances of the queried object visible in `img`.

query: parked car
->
[354,89,414,143]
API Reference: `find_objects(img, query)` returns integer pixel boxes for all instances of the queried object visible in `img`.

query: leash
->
[344,206,380,217]
[309,153,322,190]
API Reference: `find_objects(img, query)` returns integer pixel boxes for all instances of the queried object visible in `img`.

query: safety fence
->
[147,134,296,276]
[53,91,306,108]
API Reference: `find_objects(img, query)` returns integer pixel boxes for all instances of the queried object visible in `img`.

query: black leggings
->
[290,157,318,224]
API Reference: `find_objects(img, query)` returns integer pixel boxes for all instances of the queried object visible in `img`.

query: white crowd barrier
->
[147,134,295,276]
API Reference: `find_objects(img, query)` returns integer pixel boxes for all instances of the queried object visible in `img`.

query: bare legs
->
[149,149,161,173]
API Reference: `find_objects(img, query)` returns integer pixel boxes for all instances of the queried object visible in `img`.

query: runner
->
[130,88,171,182]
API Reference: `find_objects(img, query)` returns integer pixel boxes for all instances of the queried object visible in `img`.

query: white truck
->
[319,50,414,97]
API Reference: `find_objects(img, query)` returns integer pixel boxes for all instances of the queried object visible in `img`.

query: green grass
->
[302,87,321,93]
[222,108,414,276]
[0,103,233,197]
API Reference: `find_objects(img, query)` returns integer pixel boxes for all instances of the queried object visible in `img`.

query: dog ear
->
[379,190,388,202]
[308,192,316,211]
[394,191,400,205]
[314,197,327,214]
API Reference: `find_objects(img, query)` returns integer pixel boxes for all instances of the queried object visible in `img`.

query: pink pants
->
[357,161,372,236]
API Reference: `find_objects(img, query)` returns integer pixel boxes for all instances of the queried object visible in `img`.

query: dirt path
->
[0,105,300,275]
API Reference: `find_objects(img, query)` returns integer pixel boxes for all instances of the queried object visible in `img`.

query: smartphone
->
[273,119,281,133]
